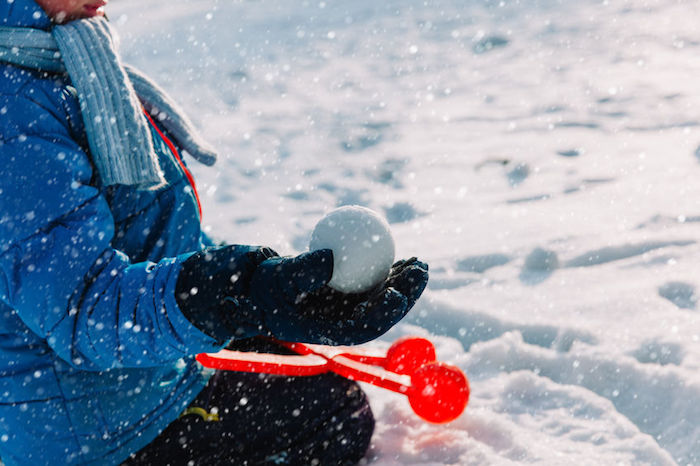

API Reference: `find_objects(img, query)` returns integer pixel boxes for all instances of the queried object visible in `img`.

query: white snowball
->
[309,205,395,294]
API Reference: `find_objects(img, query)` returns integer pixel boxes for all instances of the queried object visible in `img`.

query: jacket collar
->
[1,0,52,29]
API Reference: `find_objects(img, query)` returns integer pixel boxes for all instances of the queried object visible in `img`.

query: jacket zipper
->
[142,109,203,219]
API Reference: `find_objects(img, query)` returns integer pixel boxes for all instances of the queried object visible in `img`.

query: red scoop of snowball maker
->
[197,336,470,424]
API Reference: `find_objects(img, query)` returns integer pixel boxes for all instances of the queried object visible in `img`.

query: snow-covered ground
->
[111,0,700,464]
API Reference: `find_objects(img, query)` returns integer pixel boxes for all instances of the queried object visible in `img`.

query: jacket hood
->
[1,0,52,29]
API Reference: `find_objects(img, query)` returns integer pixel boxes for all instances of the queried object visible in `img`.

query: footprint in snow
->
[338,122,390,153]
[366,158,407,188]
[519,247,559,285]
[632,339,684,366]
[383,202,424,224]
[557,148,581,157]
[506,162,530,187]
[658,281,697,310]
[472,34,510,54]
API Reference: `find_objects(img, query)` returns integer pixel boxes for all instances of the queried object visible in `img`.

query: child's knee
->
[343,392,375,464]
[341,380,375,444]
[317,378,375,464]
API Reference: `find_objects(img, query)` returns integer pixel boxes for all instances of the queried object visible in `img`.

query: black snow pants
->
[121,338,375,466]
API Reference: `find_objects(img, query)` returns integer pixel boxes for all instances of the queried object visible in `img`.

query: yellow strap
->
[180,406,220,422]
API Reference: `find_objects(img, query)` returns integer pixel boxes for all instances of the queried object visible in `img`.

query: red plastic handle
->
[196,351,328,376]
[196,337,470,423]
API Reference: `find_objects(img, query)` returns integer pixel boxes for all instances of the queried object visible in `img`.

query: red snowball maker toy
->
[197,336,470,424]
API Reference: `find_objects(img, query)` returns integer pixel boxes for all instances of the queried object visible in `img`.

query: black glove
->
[249,252,429,345]
[177,245,429,346]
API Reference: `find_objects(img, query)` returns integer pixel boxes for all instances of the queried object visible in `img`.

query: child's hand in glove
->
[249,251,428,345]
[176,246,428,346]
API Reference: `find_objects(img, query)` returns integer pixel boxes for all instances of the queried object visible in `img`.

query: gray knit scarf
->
[0,17,217,188]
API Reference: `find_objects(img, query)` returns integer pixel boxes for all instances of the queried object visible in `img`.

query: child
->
[0,0,428,464]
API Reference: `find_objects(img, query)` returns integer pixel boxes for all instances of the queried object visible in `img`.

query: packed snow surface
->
[110,0,700,464]
[310,205,395,293]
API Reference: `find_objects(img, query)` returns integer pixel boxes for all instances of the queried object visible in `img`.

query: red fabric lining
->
[142,109,203,219]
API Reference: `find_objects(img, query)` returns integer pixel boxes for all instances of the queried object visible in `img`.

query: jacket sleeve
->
[0,90,225,371]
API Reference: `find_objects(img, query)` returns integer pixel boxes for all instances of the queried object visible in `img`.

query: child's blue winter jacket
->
[0,1,226,463]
